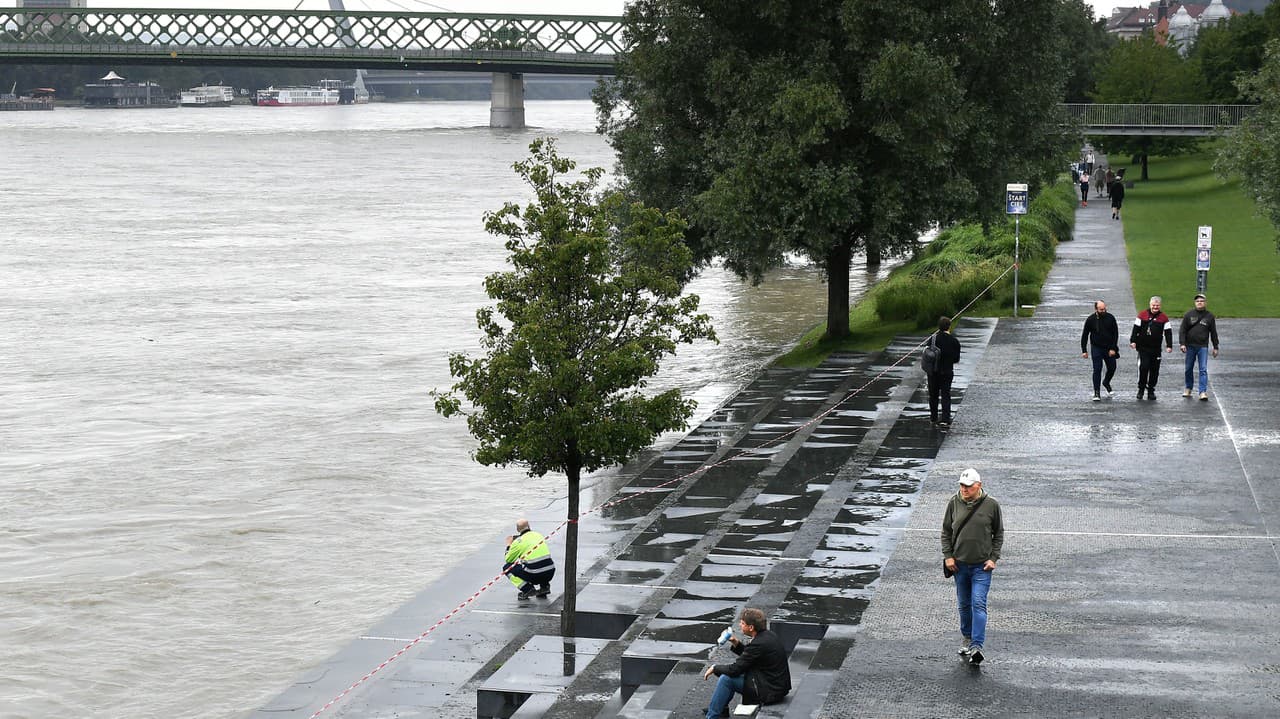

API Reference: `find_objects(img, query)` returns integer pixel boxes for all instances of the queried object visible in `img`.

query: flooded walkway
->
[254,195,1280,719]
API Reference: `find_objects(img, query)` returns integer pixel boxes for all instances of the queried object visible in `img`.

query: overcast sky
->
[1,1,1131,19]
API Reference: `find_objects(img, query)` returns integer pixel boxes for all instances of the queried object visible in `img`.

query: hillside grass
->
[1123,151,1280,317]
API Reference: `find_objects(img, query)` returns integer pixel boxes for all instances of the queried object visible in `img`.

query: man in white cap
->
[941,468,1004,665]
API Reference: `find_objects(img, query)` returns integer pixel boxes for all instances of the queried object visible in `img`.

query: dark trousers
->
[1136,349,1163,391]
[506,563,554,590]
[1091,347,1116,394]
[928,370,954,422]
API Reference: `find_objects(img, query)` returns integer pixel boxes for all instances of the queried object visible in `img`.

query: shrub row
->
[873,178,1076,326]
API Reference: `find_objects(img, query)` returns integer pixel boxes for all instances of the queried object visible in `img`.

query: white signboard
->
[1196,226,1212,270]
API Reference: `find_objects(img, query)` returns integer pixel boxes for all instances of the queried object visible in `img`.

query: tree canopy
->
[1217,38,1280,250]
[595,0,1075,340]
[433,139,715,636]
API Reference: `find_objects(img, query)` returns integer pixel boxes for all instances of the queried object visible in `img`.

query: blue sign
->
[1006,183,1028,215]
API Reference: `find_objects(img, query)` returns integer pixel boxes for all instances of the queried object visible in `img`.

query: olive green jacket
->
[941,492,1004,564]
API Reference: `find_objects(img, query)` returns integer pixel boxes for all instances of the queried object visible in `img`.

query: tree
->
[1091,33,1207,180]
[432,139,716,638]
[1217,38,1280,250]
[595,0,1075,341]
[1058,0,1117,104]
[1192,12,1268,104]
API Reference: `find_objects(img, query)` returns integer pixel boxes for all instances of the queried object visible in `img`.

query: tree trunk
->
[1140,153,1149,181]
[823,243,852,341]
[865,238,881,269]
[560,460,580,639]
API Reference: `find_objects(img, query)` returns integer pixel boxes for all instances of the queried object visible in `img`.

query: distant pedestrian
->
[1104,168,1115,198]
[1129,295,1173,400]
[1080,299,1120,401]
[1109,170,1126,220]
[1179,294,1220,401]
[942,468,1003,666]
[1085,150,1095,175]
[1092,166,1106,199]
[926,316,963,428]
[1079,171,1090,207]
[503,518,555,600]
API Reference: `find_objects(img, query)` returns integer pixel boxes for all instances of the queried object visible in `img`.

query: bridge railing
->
[1064,103,1256,134]
[0,9,623,70]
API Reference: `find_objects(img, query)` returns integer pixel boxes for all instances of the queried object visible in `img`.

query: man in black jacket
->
[927,316,964,427]
[1129,295,1174,400]
[702,608,791,719]
[1080,300,1120,401]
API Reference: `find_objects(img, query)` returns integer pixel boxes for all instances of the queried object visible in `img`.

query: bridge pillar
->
[490,72,525,129]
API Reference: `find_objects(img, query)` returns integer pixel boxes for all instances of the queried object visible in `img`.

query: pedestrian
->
[1092,166,1106,200]
[942,468,1004,666]
[1079,170,1090,207]
[1104,168,1115,198]
[1128,295,1174,400]
[702,607,791,719]
[1080,299,1120,401]
[1179,294,1220,401]
[1110,169,1126,220]
[503,518,555,600]
[1085,150,1095,175]
[925,316,963,428]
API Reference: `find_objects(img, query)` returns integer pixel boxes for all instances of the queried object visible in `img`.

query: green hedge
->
[874,177,1075,326]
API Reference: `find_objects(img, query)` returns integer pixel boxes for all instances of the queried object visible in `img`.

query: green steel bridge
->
[0,8,622,75]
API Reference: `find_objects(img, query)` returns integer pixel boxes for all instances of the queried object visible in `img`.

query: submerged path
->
[254,193,1280,719]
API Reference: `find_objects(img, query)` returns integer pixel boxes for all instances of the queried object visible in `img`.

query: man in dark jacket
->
[927,316,963,428]
[1080,300,1120,401]
[702,608,791,718]
[1179,294,1221,401]
[1128,295,1174,400]
[942,468,1004,666]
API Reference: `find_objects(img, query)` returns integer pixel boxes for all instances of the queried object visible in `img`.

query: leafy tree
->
[1091,33,1207,180]
[1193,12,1268,104]
[595,0,1075,341]
[1059,0,1117,104]
[1217,38,1280,250]
[433,139,716,638]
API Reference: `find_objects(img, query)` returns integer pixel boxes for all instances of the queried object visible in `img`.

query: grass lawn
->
[1124,151,1280,317]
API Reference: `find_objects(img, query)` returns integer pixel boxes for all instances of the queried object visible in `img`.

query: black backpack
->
[920,332,940,373]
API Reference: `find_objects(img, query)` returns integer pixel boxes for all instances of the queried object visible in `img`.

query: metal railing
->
[1064,103,1256,136]
[0,8,623,73]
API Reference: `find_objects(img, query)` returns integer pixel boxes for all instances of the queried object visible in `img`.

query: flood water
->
[0,100,888,718]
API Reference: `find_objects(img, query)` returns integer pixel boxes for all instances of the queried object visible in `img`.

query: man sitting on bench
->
[702,607,791,719]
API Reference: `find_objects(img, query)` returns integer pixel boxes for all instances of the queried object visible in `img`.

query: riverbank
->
[253,169,1280,719]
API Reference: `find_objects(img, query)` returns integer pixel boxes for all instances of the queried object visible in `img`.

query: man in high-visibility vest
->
[503,518,555,600]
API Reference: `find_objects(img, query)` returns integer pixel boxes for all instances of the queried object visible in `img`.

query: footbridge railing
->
[1065,103,1256,136]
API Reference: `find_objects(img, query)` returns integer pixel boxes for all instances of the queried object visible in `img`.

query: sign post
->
[1196,225,1211,295]
[1006,183,1029,317]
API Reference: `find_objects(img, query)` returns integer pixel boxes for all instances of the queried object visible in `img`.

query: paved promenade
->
[821,195,1280,718]
[254,190,1280,719]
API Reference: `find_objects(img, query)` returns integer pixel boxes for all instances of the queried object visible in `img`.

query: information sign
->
[1005,184,1028,215]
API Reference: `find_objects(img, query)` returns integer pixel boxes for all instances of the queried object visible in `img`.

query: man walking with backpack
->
[923,316,962,427]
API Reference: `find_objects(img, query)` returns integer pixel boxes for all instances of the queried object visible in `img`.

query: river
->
[0,100,888,718]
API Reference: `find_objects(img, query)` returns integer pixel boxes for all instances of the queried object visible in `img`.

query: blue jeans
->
[1184,346,1210,393]
[954,562,993,648]
[706,673,744,719]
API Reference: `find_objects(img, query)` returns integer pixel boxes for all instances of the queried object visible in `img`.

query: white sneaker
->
[1182,388,1192,398]
[1200,392,1209,401]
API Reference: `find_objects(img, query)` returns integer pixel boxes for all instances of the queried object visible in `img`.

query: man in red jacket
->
[1129,295,1174,400]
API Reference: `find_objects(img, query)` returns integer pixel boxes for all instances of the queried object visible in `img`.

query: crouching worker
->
[503,518,555,600]
[702,608,791,719]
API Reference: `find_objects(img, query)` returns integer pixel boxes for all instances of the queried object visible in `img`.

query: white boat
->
[180,85,235,107]
[253,84,340,107]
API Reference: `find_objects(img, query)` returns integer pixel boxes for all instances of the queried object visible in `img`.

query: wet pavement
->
[253,189,1280,719]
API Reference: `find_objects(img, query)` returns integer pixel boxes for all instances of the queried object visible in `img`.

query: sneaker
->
[1136,389,1145,400]
[1102,381,1113,395]
[517,586,535,600]
[1092,394,1101,402]
[536,584,551,598]
[1183,388,1192,398]
[1147,390,1156,401]
[958,640,972,656]
[938,420,950,428]
[968,647,985,665]
[1200,392,1209,401]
